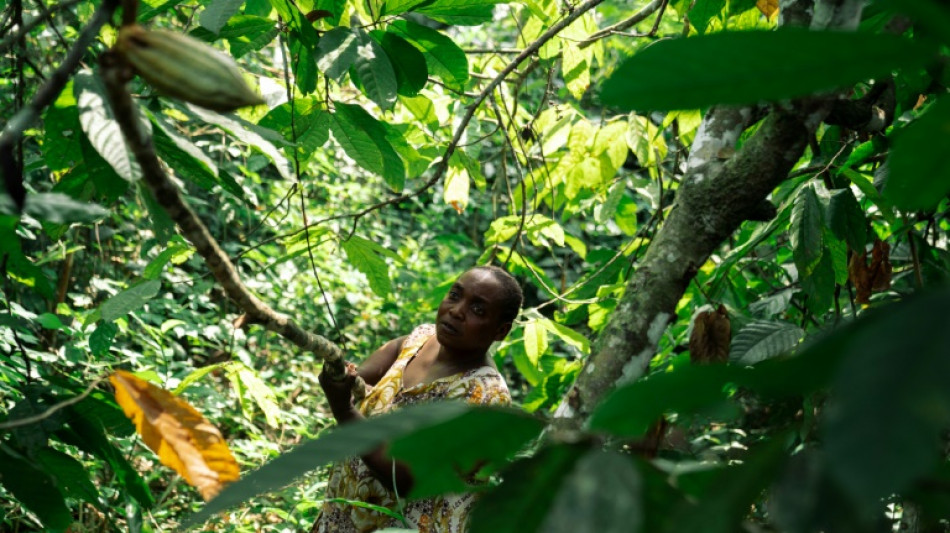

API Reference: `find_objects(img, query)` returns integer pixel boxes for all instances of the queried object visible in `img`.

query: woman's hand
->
[319,361,360,423]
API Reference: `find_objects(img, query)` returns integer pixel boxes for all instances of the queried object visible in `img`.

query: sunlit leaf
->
[75,70,146,181]
[729,320,803,365]
[110,370,240,501]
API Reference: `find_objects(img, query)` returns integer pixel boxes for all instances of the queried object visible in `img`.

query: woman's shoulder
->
[401,324,436,351]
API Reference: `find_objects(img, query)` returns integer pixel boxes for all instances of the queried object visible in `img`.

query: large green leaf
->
[199,0,244,33]
[884,97,950,211]
[258,97,330,167]
[149,111,226,193]
[539,449,643,533]
[790,184,824,277]
[389,408,544,497]
[469,444,588,533]
[824,287,950,512]
[601,29,933,111]
[415,0,499,25]
[372,30,428,96]
[800,252,835,313]
[729,320,804,365]
[99,279,162,322]
[315,27,360,80]
[826,187,867,249]
[183,402,476,527]
[353,28,398,110]
[389,19,468,91]
[689,0,725,34]
[341,235,396,297]
[74,70,145,181]
[35,447,102,508]
[185,104,293,180]
[23,193,109,224]
[219,16,279,58]
[42,86,83,172]
[330,104,406,189]
[0,446,72,532]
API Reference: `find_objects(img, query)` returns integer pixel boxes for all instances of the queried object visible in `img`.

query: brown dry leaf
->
[848,239,892,304]
[757,0,779,19]
[110,370,239,501]
[689,304,731,364]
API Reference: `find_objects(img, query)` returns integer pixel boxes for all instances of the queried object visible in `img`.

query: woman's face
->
[436,269,512,355]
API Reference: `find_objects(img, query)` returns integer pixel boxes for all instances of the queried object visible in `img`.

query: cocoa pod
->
[115,24,264,113]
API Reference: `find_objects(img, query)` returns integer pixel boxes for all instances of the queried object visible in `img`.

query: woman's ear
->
[494,321,513,341]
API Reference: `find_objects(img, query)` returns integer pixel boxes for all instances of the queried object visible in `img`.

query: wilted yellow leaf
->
[757,0,779,19]
[110,370,239,501]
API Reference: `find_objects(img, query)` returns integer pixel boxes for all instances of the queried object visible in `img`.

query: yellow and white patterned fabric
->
[312,324,511,533]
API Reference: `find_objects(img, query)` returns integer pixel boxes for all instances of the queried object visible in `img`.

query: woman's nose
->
[447,303,464,319]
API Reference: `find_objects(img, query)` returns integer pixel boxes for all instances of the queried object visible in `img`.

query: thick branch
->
[98,56,351,381]
[551,0,867,433]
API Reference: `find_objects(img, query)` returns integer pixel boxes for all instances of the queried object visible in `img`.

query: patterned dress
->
[312,324,511,533]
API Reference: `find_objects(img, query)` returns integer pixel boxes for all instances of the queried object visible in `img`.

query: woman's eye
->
[472,305,484,315]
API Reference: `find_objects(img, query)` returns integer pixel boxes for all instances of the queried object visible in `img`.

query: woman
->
[312,265,523,533]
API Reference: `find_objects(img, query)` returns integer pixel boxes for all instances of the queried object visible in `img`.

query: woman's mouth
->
[439,321,460,335]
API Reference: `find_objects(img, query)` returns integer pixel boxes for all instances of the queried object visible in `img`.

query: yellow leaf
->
[110,370,239,501]
[757,0,779,19]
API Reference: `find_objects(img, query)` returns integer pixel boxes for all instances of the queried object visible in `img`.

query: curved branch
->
[98,55,354,384]
[578,0,667,48]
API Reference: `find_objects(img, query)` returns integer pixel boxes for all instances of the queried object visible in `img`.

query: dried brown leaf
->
[689,304,731,364]
[757,0,779,19]
[110,370,239,501]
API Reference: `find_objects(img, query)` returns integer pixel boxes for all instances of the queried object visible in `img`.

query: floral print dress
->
[312,324,511,533]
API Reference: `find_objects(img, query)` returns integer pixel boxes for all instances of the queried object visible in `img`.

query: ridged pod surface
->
[115,24,264,112]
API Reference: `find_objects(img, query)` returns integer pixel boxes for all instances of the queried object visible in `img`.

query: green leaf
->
[185,105,294,180]
[539,450,643,533]
[42,88,83,172]
[341,235,394,297]
[688,0,725,34]
[540,318,589,354]
[199,0,244,34]
[469,444,587,533]
[258,97,330,167]
[389,19,468,91]
[23,193,109,224]
[826,187,867,249]
[269,0,319,49]
[59,406,153,507]
[0,446,72,532]
[884,97,950,211]
[416,0,500,25]
[99,279,162,322]
[729,320,803,365]
[183,402,473,527]
[75,70,145,181]
[219,16,279,58]
[35,447,102,508]
[381,0,428,16]
[233,363,282,428]
[824,287,950,512]
[149,111,224,193]
[352,28,398,110]
[389,408,545,497]
[373,30,428,97]
[523,319,548,366]
[801,252,835,313]
[89,321,118,356]
[290,35,319,95]
[330,104,405,189]
[316,27,360,80]
[143,241,194,280]
[601,29,934,111]
[790,184,824,276]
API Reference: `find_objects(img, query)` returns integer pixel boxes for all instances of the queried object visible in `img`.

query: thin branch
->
[0,377,105,431]
[578,0,667,48]
[98,54,352,383]
[0,0,84,55]
[0,0,118,211]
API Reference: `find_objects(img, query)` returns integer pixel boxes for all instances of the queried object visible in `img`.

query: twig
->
[98,54,352,383]
[0,0,119,211]
[0,0,85,55]
[0,377,105,431]
[578,0,666,48]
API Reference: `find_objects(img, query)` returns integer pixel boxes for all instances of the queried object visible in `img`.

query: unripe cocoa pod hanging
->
[115,24,264,113]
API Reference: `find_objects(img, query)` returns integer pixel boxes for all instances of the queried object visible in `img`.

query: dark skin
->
[319,269,513,495]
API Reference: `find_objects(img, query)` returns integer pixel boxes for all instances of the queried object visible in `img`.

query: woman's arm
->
[320,358,413,495]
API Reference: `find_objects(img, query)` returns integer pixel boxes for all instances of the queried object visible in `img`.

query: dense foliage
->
[2,0,949,531]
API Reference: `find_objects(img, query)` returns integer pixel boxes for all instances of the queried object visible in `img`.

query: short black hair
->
[469,265,523,323]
